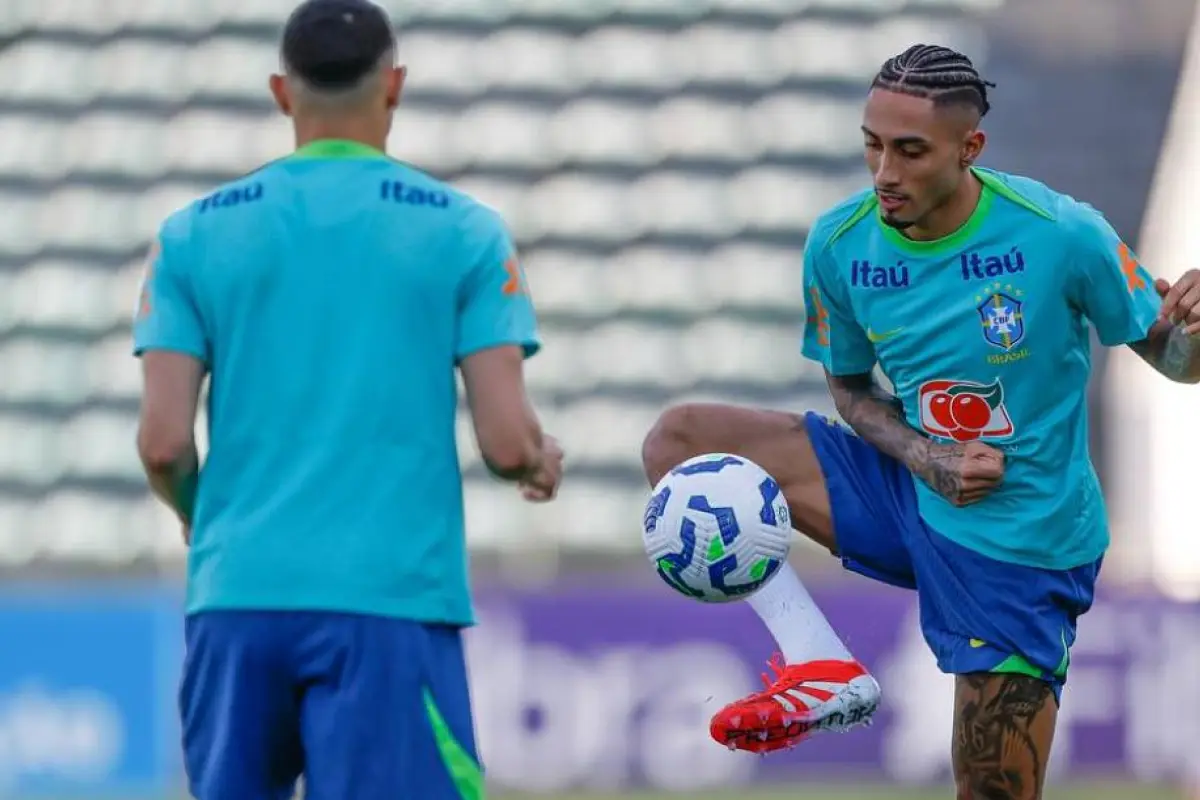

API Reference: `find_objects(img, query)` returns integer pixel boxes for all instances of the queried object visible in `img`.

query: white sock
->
[747,561,855,664]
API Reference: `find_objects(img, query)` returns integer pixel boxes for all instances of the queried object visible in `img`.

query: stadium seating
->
[0,0,998,564]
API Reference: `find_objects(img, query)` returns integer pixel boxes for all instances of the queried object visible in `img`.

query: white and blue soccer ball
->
[642,453,793,603]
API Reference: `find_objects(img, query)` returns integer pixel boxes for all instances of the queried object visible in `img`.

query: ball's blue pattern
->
[685,494,739,546]
[759,477,782,526]
[669,455,743,476]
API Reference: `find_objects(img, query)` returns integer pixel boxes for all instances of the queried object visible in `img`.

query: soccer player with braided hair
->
[643,43,1200,798]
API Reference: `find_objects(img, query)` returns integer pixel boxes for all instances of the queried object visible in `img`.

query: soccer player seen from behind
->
[132,1,562,798]
[642,44,1200,799]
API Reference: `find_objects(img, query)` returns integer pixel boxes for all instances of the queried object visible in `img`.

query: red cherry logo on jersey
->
[950,394,992,430]
[924,381,1005,442]
[927,393,956,431]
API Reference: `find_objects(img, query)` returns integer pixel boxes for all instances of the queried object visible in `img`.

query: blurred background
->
[0,0,1198,797]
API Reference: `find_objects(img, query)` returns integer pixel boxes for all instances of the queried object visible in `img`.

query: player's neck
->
[292,118,389,155]
[906,173,983,242]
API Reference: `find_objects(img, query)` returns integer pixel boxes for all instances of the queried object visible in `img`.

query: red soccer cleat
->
[710,654,881,753]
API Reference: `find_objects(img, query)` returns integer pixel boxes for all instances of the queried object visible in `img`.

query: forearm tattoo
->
[1162,325,1200,381]
[1132,321,1200,383]
[825,372,965,500]
[953,674,1056,800]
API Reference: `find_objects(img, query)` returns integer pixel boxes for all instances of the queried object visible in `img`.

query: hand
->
[519,435,563,503]
[1156,270,1200,335]
[918,440,1004,507]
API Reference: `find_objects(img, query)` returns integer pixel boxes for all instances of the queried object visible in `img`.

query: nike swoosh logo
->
[867,327,904,343]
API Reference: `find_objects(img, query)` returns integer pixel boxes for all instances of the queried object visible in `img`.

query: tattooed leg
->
[952,673,1058,800]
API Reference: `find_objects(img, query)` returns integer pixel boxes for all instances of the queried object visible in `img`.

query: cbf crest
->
[976,288,1025,351]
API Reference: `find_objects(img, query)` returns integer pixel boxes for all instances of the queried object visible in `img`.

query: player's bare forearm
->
[482,447,542,481]
[826,371,965,500]
[461,345,563,496]
[142,445,199,525]
[480,393,545,482]
[826,371,929,468]
[137,352,205,524]
[1129,321,1200,384]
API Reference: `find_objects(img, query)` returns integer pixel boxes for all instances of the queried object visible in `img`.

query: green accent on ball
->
[706,536,725,561]
[656,559,704,598]
[749,558,770,581]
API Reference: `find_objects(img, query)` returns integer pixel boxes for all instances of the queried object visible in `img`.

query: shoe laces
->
[759,652,789,691]
[749,653,864,699]
[731,652,796,705]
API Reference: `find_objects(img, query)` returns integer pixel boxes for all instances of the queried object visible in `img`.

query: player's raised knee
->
[643,402,806,487]
[642,403,710,485]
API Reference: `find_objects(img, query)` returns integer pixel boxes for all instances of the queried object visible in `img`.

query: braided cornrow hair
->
[871,44,996,116]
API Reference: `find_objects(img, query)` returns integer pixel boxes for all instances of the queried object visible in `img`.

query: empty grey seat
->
[0,0,999,562]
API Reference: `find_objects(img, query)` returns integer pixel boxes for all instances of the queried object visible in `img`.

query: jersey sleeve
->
[454,210,541,362]
[131,212,209,363]
[800,231,876,375]
[1065,202,1161,347]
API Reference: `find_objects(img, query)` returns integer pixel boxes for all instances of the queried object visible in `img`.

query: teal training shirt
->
[132,139,540,624]
[802,168,1161,570]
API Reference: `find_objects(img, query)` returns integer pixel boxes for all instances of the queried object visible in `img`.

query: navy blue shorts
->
[804,412,1101,701]
[180,611,481,800]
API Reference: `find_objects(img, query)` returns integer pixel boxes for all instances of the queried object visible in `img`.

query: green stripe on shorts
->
[423,687,485,800]
[1054,628,1071,678]
[989,630,1072,682]
[990,653,1044,680]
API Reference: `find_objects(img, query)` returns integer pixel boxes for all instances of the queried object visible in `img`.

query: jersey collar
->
[876,170,994,256]
[291,139,388,160]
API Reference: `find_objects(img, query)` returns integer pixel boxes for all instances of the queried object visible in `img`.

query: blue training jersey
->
[132,139,539,624]
[801,168,1161,570]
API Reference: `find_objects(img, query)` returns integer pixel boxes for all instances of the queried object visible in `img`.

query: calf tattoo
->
[953,673,1056,800]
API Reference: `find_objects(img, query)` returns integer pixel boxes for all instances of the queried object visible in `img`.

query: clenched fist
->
[918,440,1005,507]
[519,435,564,503]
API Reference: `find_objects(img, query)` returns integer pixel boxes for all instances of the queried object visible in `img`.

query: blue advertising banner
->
[468,580,1200,793]
[0,585,182,797]
[0,579,1194,795]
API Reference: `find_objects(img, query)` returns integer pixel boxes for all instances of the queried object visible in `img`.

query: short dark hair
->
[871,44,996,117]
[281,0,396,90]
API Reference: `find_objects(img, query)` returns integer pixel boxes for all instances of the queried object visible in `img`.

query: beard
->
[880,211,916,231]
[880,183,959,233]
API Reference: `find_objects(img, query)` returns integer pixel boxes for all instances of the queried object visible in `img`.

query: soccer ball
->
[641,453,793,603]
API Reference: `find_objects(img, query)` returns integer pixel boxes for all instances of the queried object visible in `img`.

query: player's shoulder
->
[807,187,879,253]
[976,168,1109,236]
[153,196,207,254]
[385,159,495,215]
[155,203,193,241]
[169,161,279,234]
[384,159,511,239]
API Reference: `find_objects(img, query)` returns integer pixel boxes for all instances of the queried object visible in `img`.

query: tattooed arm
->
[1062,200,1200,384]
[1129,319,1200,384]
[826,371,1006,506]
[826,371,977,504]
